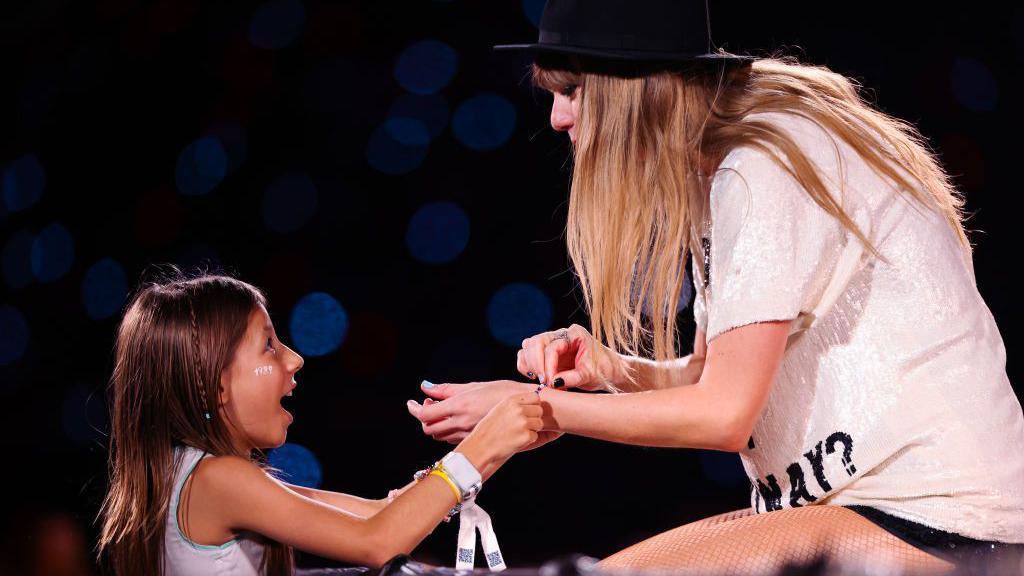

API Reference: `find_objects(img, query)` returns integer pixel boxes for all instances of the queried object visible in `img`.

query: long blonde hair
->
[97,273,294,575]
[533,50,970,389]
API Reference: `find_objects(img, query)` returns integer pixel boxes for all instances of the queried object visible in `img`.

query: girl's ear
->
[218,368,233,405]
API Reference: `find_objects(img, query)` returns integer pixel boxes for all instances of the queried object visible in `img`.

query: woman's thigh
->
[598,505,955,575]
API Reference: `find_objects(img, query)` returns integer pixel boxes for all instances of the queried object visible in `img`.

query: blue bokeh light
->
[263,172,318,233]
[0,305,29,366]
[2,154,45,212]
[3,228,35,289]
[61,382,109,449]
[698,450,748,487]
[366,118,430,175]
[208,120,248,173]
[82,257,128,320]
[393,40,458,95]
[486,282,554,347]
[523,0,545,27]
[269,443,322,488]
[950,57,997,113]
[290,292,348,357]
[249,0,307,50]
[175,136,227,196]
[452,93,517,151]
[30,222,75,283]
[406,201,470,265]
[388,93,449,141]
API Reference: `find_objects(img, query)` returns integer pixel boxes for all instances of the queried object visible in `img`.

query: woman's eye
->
[559,84,578,97]
[266,338,277,353]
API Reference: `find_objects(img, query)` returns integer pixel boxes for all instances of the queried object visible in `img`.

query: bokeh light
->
[3,228,35,289]
[2,154,46,212]
[30,222,75,283]
[452,93,517,151]
[290,292,348,356]
[406,201,470,265]
[81,257,128,320]
[175,136,227,196]
[388,93,449,141]
[249,0,307,50]
[393,40,458,95]
[0,305,29,366]
[61,382,108,449]
[950,57,997,113]
[263,172,318,233]
[366,117,430,175]
[269,443,322,488]
[697,450,748,488]
[487,282,553,347]
[207,120,248,173]
[523,0,545,27]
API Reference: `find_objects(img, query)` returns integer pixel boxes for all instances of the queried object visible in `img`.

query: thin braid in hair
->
[186,288,211,422]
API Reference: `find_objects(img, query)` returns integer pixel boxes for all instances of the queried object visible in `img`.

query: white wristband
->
[442,451,483,500]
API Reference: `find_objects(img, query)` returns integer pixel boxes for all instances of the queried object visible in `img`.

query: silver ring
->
[552,329,569,342]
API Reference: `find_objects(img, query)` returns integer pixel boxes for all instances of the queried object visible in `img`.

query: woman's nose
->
[550,94,575,133]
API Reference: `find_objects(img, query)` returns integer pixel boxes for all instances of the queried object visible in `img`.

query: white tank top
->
[164,445,266,575]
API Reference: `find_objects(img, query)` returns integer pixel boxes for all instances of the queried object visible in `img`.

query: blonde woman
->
[407,0,1024,573]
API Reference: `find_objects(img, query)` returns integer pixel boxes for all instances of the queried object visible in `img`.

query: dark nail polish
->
[553,378,564,388]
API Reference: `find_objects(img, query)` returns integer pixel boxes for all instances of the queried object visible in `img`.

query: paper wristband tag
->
[455,501,506,571]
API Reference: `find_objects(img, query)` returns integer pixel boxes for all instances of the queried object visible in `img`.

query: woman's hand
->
[406,380,527,443]
[454,392,545,480]
[517,323,628,390]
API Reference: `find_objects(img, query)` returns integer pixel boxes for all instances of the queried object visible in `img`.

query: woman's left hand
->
[406,380,540,444]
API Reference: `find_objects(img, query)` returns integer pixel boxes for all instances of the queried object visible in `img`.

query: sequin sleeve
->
[705,145,845,343]
[691,256,708,333]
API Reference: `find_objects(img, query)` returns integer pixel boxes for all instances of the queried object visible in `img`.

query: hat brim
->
[493,43,755,64]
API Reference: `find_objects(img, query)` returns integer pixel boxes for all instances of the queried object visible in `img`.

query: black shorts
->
[844,505,1024,567]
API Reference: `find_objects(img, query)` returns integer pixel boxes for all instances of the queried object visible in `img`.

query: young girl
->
[97,274,547,575]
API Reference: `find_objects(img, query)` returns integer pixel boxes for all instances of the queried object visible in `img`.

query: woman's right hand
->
[518,323,628,391]
[454,392,544,481]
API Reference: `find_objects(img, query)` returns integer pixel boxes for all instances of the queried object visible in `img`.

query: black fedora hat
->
[494,0,753,64]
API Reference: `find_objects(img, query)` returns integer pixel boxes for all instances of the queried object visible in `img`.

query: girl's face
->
[549,84,580,144]
[219,305,304,452]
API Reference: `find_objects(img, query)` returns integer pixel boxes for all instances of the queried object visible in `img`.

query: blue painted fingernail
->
[421,380,435,389]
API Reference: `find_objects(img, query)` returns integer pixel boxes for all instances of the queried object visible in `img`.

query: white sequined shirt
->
[691,111,1024,543]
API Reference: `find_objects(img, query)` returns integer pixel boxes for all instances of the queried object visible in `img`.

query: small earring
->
[204,412,211,420]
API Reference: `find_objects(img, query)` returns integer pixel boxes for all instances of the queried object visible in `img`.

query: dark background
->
[1,1,1021,573]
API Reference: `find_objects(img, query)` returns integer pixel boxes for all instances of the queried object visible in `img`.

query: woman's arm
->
[417,323,784,451]
[544,322,785,450]
[614,328,707,392]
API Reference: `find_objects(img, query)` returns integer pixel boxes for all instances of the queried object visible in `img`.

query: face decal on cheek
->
[254,365,274,376]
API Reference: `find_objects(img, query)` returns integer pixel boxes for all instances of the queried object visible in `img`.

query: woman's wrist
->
[453,438,496,481]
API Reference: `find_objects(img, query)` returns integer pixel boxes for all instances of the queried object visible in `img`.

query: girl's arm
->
[284,484,400,518]
[190,393,542,568]
[198,456,465,567]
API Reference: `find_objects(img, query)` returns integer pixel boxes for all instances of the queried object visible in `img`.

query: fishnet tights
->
[598,506,956,575]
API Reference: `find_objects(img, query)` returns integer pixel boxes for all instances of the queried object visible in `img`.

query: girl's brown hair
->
[97,273,293,575]
[533,50,970,389]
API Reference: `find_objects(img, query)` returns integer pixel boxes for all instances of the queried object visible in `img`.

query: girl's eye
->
[559,84,578,98]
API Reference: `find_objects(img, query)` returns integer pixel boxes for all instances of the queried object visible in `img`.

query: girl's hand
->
[406,380,527,444]
[517,324,627,390]
[455,392,544,480]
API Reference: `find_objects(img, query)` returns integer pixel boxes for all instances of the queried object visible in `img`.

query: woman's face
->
[219,305,304,452]
[549,84,580,144]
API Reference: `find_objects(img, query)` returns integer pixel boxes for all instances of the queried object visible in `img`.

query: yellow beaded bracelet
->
[430,468,462,503]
